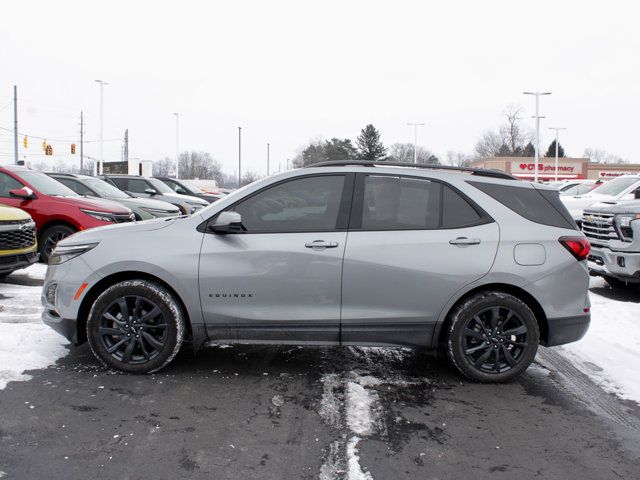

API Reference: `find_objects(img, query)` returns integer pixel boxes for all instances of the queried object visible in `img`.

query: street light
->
[173,113,180,179]
[267,142,270,176]
[549,127,567,182]
[237,127,242,188]
[95,80,109,175]
[523,91,551,183]
[407,122,425,163]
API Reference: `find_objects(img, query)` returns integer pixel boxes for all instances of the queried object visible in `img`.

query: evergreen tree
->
[545,140,565,158]
[356,124,387,160]
[523,141,536,157]
[324,138,357,160]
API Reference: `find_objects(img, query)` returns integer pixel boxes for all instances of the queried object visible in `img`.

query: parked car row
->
[0,165,220,264]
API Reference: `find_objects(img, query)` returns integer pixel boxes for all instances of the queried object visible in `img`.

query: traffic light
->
[45,144,53,156]
[23,136,28,148]
[71,143,76,154]
[42,140,47,152]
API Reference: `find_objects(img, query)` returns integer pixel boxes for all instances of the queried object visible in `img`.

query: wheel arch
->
[37,219,79,240]
[76,270,204,348]
[435,283,549,349]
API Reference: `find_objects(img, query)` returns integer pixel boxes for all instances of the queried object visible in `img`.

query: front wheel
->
[39,224,76,263]
[87,280,185,374]
[446,292,539,382]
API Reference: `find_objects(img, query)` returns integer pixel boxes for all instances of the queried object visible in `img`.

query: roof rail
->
[305,160,517,180]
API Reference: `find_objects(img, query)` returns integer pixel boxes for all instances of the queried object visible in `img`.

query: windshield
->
[147,178,175,194]
[18,170,78,196]
[84,178,130,199]
[589,176,639,196]
[181,180,205,194]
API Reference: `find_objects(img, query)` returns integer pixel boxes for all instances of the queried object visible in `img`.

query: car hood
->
[585,200,640,215]
[0,204,32,221]
[58,216,178,246]
[110,196,180,212]
[161,192,208,205]
[51,195,133,214]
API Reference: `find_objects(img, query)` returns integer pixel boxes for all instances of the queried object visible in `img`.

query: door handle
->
[305,240,339,249]
[449,237,481,246]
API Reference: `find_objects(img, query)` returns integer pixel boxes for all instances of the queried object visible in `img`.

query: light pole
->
[95,80,109,175]
[267,142,270,176]
[238,127,242,188]
[407,122,425,163]
[523,91,551,183]
[549,127,566,182]
[173,113,180,178]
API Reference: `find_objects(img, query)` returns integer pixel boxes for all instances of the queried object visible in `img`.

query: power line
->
[0,125,119,143]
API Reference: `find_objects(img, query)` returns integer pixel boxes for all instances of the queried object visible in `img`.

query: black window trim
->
[200,172,356,235]
[349,172,494,232]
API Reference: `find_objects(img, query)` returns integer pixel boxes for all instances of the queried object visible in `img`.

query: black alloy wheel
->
[447,291,539,382]
[40,225,75,262]
[87,280,184,373]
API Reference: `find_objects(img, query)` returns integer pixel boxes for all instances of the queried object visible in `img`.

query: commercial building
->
[471,157,640,181]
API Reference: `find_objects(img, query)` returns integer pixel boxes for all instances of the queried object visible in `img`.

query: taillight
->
[559,236,590,261]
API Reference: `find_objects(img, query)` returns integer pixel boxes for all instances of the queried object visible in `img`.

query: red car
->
[0,165,134,261]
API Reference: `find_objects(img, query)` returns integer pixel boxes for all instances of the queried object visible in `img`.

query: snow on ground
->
[0,263,68,390]
[558,277,640,404]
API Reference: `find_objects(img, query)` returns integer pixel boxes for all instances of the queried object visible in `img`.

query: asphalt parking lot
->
[1,273,640,480]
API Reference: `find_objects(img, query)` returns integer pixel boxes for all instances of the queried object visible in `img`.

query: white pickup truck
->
[561,175,640,225]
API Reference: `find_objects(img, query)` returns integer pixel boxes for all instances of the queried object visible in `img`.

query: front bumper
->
[544,313,590,346]
[0,250,38,274]
[587,245,640,282]
[42,309,78,343]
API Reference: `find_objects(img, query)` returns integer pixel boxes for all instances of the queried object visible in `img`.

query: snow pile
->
[558,277,640,404]
[0,264,68,390]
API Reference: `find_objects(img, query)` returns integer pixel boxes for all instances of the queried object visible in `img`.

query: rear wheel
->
[446,291,539,382]
[39,224,76,263]
[87,280,184,374]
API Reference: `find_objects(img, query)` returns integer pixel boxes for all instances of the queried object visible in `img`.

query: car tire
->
[39,224,76,263]
[87,280,185,374]
[446,291,539,383]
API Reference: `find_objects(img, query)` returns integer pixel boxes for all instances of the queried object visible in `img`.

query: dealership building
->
[471,157,640,181]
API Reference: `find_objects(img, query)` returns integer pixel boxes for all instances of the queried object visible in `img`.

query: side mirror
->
[176,187,188,195]
[144,188,157,195]
[207,211,244,234]
[9,187,35,200]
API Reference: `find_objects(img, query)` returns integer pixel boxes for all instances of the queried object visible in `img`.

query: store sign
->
[598,171,636,178]
[511,161,583,174]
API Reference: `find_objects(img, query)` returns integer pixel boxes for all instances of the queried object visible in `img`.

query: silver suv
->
[42,162,591,382]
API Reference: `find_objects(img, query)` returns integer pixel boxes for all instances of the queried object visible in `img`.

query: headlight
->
[80,209,115,222]
[614,214,640,241]
[49,243,99,265]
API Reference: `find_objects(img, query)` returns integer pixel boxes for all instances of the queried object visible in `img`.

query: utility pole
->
[267,142,270,176]
[549,127,566,182]
[238,127,242,188]
[95,80,109,175]
[124,129,129,164]
[407,122,425,163]
[13,85,18,165]
[79,111,84,172]
[173,113,180,178]
[523,91,551,183]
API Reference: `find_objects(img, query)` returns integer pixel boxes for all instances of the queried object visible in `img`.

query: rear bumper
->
[544,313,590,347]
[0,250,38,274]
[42,309,78,343]
[587,246,640,282]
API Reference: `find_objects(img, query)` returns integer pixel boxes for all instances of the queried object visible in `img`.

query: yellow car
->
[0,204,38,277]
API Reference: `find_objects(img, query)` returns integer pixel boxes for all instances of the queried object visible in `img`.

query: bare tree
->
[387,143,439,164]
[445,150,472,167]
[177,151,223,181]
[153,157,176,177]
[240,171,261,187]
[583,148,628,164]
[474,104,533,158]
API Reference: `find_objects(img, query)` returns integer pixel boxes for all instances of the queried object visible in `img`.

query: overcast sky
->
[1,0,639,175]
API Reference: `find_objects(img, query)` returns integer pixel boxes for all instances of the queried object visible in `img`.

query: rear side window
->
[442,185,482,228]
[362,176,440,229]
[468,181,577,229]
